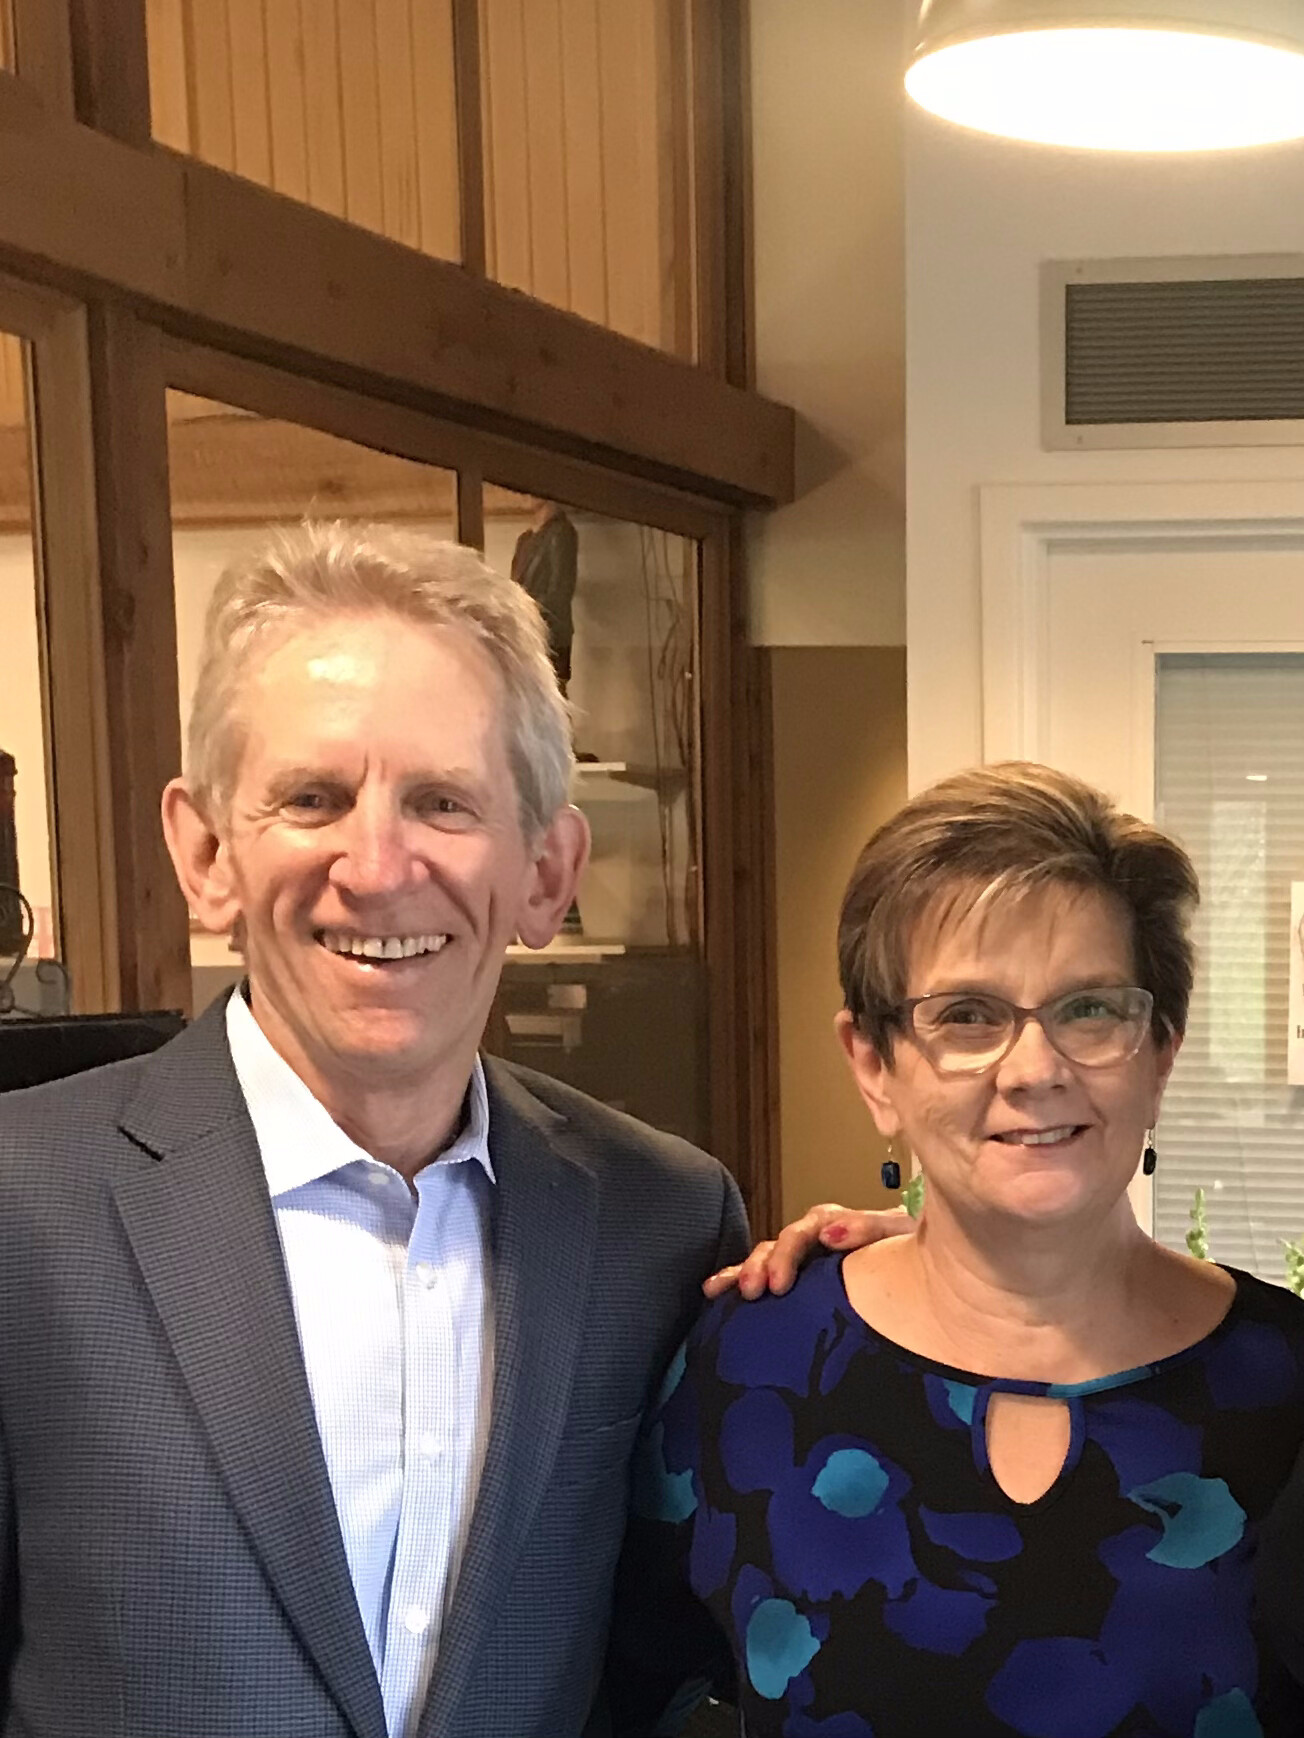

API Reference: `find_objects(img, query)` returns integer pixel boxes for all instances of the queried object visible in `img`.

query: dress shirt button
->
[414,1261,438,1289]
[403,1605,430,1636]
[418,1431,439,1458]
[366,1168,391,1187]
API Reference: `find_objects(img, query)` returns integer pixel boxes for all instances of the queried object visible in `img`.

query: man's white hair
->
[186,520,574,838]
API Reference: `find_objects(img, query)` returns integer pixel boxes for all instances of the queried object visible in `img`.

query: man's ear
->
[161,778,241,936]
[835,1009,903,1140]
[515,804,591,950]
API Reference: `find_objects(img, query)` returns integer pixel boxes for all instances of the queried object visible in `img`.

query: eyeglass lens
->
[910,986,1152,1073]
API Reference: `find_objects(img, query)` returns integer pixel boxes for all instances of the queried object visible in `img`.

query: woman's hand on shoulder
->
[703,1202,916,1300]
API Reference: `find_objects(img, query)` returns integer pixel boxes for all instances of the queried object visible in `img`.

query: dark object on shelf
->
[0,1009,184,1092]
[0,882,72,1017]
[510,502,579,689]
[0,751,21,955]
[495,950,709,1146]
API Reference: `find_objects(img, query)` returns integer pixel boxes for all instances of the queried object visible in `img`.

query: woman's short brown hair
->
[838,762,1199,1057]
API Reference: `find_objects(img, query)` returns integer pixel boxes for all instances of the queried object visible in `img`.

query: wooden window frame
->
[0,0,780,1221]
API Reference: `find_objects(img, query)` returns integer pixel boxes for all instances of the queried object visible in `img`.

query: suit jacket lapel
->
[110,1003,386,1738]
[416,1060,599,1738]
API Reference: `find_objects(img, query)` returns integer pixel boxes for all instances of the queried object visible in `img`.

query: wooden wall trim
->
[452,0,486,277]
[157,335,729,540]
[10,0,75,112]
[0,80,793,509]
[699,520,779,1231]
[66,0,151,142]
[0,78,186,303]
[692,0,753,389]
[26,300,120,1011]
[176,152,793,506]
[81,307,191,1013]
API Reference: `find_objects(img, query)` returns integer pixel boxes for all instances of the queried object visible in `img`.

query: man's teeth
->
[319,932,448,960]
[1000,1127,1078,1146]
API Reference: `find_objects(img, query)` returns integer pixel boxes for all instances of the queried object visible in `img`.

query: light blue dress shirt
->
[225,992,495,1738]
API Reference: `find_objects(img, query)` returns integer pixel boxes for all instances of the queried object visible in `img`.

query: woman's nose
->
[997,1014,1073,1090]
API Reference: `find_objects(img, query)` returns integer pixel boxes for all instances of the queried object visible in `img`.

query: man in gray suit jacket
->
[0,523,747,1738]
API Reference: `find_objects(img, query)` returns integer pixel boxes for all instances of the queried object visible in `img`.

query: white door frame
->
[978,478,1304,1232]
[980,479,1304,780]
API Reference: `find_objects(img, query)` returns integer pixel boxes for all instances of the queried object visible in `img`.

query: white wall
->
[0,535,51,926]
[746,0,910,647]
[907,114,1304,790]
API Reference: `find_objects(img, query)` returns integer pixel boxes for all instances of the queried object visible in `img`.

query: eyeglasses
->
[897,985,1156,1077]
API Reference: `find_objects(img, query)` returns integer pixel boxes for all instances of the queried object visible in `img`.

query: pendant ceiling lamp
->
[906,0,1304,150]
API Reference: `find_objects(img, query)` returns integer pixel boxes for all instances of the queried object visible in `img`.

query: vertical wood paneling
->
[0,334,26,428]
[663,0,694,358]
[141,0,689,345]
[482,0,531,292]
[301,0,346,215]
[187,0,237,169]
[336,0,384,234]
[558,0,606,327]
[225,0,272,184]
[146,0,190,149]
[597,4,655,344]
[476,0,496,274]
[412,0,460,260]
[265,0,310,203]
[521,0,568,310]
[375,0,420,248]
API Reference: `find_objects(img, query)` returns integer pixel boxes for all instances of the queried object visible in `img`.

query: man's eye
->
[416,792,471,819]
[282,790,337,815]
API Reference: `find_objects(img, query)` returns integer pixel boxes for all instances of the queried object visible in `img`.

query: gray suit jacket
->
[0,996,747,1738]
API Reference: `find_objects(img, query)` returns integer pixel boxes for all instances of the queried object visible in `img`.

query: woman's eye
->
[937,998,1004,1028]
[1061,993,1120,1023]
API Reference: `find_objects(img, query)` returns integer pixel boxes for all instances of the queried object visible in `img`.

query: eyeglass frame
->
[893,984,1159,1077]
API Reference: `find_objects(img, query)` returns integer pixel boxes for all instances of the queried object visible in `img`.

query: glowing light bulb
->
[906,27,1304,150]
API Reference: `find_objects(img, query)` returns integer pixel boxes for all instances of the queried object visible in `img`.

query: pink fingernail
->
[824,1224,847,1244]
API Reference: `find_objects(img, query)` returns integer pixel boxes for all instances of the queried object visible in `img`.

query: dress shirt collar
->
[224,986,495,1197]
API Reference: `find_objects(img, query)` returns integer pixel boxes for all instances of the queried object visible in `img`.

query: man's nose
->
[329,804,420,898]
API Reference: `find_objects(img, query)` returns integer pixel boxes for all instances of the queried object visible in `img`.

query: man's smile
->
[315,929,450,962]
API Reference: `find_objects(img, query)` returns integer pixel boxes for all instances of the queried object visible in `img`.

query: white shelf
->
[571,761,688,804]
[505,940,627,963]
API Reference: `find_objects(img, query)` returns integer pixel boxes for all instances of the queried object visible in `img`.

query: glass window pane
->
[486,487,708,1144]
[480,0,697,358]
[1154,651,1304,1284]
[166,388,458,1013]
[148,0,461,259]
[0,329,60,1009]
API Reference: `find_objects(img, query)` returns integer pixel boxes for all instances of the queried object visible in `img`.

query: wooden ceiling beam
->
[0,77,794,510]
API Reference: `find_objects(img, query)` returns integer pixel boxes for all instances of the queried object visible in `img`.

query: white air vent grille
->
[1042,256,1304,449]
[1066,278,1304,424]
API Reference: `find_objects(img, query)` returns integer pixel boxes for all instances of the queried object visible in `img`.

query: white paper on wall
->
[1289,882,1304,1087]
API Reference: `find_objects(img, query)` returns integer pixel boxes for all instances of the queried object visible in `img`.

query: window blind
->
[1153,652,1304,1283]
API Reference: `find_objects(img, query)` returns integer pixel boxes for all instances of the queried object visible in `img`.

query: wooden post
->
[18,0,190,1012]
[80,304,191,1013]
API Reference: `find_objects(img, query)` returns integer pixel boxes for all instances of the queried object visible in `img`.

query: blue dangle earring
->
[1142,1128,1158,1177]
[881,1140,901,1193]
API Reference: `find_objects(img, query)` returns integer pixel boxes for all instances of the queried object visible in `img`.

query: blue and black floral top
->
[616,1252,1304,1738]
